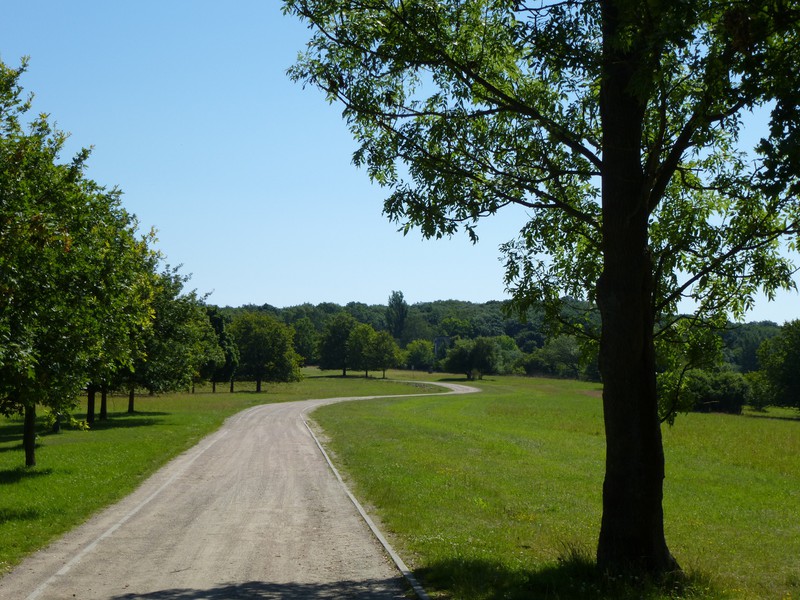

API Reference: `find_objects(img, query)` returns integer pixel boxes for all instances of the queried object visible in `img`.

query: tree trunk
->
[99,385,108,421]
[596,2,678,574]
[230,379,234,393]
[256,378,262,393]
[212,380,217,393]
[24,404,36,467]
[128,386,135,414]
[87,386,96,424]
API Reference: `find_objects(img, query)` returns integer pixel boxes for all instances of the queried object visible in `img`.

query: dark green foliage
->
[229,312,301,392]
[404,339,435,371]
[757,320,800,409]
[721,321,780,374]
[385,290,409,340]
[0,59,156,464]
[318,312,358,376]
[134,268,223,396]
[347,323,377,377]
[291,316,319,366]
[205,306,239,389]
[444,337,499,380]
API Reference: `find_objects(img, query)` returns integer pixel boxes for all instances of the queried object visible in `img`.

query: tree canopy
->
[0,59,157,465]
[284,0,800,576]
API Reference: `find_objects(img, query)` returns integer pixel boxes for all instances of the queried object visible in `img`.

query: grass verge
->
[311,373,800,600]
[0,371,441,575]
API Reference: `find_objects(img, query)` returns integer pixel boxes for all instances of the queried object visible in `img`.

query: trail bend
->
[0,381,478,600]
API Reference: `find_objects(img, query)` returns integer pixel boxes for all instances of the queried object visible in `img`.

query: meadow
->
[312,373,800,600]
[1,371,797,599]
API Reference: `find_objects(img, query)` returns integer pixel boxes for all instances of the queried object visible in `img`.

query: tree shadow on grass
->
[743,411,800,422]
[109,578,410,599]
[77,412,169,431]
[0,506,42,524]
[0,466,53,485]
[415,554,718,600]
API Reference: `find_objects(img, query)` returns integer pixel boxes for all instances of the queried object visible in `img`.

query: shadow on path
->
[109,578,409,599]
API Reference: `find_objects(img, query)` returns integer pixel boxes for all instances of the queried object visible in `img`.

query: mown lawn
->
[312,373,800,600]
[0,371,440,575]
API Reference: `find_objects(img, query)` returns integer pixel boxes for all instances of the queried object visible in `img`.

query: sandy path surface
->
[0,382,478,600]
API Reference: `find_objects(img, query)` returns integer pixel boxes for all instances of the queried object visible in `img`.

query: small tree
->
[405,339,435,371]
[318,312,357,376]
[370,331,401,378]
[230,312,301,392]
[348,323,377,377]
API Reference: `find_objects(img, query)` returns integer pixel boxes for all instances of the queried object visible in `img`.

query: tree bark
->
[596,0,678,574]
[256,378,262,393]
[87,386,96,424]
[99,385,108,421]
[128,386,135,414]
[230,379,234,393]
[24,404,36,467]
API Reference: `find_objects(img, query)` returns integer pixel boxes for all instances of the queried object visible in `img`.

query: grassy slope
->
[312,373,800,600]
[0,373,440,575]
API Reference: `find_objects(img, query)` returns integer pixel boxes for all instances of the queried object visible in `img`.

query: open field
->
[312,373,800,599]
[0,371,441,575]
[2,371,798,598]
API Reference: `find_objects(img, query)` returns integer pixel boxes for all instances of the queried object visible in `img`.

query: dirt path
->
[0,382,478,600]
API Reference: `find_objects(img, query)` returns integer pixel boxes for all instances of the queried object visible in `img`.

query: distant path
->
[0,381,479,600]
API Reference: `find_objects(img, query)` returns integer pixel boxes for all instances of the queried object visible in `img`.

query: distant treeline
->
[218,296,798,418]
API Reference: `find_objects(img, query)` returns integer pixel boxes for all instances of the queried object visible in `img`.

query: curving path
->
[0,382,478,600]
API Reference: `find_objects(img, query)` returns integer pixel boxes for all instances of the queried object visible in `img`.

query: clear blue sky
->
[2,1,797,321]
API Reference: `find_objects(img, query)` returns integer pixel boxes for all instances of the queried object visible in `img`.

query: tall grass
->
[0,372,440,574]
[312,373,800,599]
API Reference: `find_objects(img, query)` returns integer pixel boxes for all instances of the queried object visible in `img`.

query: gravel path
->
[0,382,478,600]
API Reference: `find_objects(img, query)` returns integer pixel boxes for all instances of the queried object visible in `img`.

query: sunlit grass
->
[0,371,440,575]
[312,374,800,599]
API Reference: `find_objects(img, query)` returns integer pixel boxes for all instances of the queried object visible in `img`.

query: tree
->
[348,323,378,377]
[205,306,240,393]
[386,290,409,339]
[370,330,401,377]
[318,312,358,376]
[284,0,800,575]
[291,316,319,365]
[405,339,435,371]
[757,320,800,409]
[444,337,498,380]
[229,312,301,392]
[0,60,157,465]
[132,268,222,400]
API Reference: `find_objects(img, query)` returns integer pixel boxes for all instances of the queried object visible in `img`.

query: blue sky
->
[2,2,797,321]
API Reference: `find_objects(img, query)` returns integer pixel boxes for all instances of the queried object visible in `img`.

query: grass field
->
[311,373,800,600]
[2,371,797,599]
[0,371,441,575]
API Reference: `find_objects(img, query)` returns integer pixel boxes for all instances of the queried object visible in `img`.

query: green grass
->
[311,374,800,600]
[0,370,441,575]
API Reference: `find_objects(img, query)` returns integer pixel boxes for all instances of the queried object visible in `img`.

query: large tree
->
[284,0,800,575]
[0,60,155,464]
